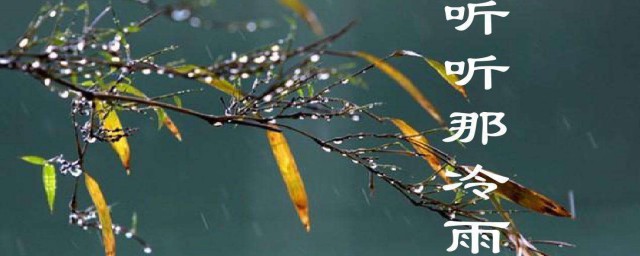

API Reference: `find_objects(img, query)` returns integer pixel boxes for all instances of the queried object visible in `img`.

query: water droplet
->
[311,115,318,120]
[310,54,320,63]
[213,122,223,127]
[18,38,29,48]
[262,94,273,102]
[322,146,331,153]
[189,17,202,27]
[341,79,349,84]
[238,55,248,63]
[49,10,57,18]
[264,108,274,113]
[43,78,51,86]
[141,69,152,75]
[246,22,257,32]
[143,247,152,254]
[333,140,343,145]
[285,80,294,87]
[125,232,133,238]
[412,185,424,194]
[253,55,266,64]
[317,73,330,80]
[48,52,58,59]
[351,115,360,122]
[271,45,280,52]
[171,9,191,22]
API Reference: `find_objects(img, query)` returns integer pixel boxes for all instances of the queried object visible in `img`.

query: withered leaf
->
[85,173,116,256]
[390,118,450,183]
[279,0,324,36]
[461,165,571,217]
[356,52,445,126]
[95,101,131,174]
[266,129,311,232]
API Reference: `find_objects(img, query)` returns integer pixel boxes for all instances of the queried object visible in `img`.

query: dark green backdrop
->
[0,0,638,255]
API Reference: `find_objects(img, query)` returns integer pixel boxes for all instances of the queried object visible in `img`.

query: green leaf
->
[76,2,89,11]
[155,107,167,130]
[42,163,56,213]
[173,96,183,108]
[124,25,141,33]
[22,155,46,166]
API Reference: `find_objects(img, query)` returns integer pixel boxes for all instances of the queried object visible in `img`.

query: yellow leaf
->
[266,129,310,232]
[425,59,468,99]
[390,118,450,183]
[162,114,182,141]
[461,165,571,217]
[355,52,445,126]
[155,108,182,141]
[278,0,324,36]
[199,77,244,99]
[95,101,131,174]
[85,173,116,256]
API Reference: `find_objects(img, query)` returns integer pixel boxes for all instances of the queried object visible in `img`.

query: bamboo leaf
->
[390,118,450,182]
[356,52,445,126]
[200,77,244,99]
[154,108,182,141]
[395,50,468,100]
[425,58,468,99]
[461,165,571,217]
[42,163,56,213]
[278,0,324,36]
[266,130,310,232]
[21,155,47,165]
[95,101,131,174]
[85,173,116,256]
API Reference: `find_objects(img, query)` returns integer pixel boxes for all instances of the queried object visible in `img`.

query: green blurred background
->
[0,0,638,255]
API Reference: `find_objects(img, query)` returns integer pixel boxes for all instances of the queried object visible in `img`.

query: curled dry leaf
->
[85,173,116,256]
[390,118,450,183]
[355,52,445,126]
[95,101,131,174]
[266,129,310,232]
[461,165,571,217]
[279,0,324,36]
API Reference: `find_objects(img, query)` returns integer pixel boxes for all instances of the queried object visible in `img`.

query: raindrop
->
[18,38,29,48]
[310,54,320,63]
[143,247,152,254]
[48,52,58,59]
[31,61,40,68]
[321,146,331,153]
[0,58,10,65]
[253,55,266,64]
[125,232,133,239]
[262,94,273,102]
[351,115,360,122]
[246,22,257,32]
[43,78,52,86]
[189,17,202,27]
[311,115,318,120]
[341,79,349,84]
[238,55,248,63]
[141,69,152,75]
[264,108,274,113]
[171,9,191,22]
[317,73,330,80]
[213,122,223,127]
[49,10,57,18]
[333,140,343,145]
[412,185,424,194]
[271,45,280,52]
[58,90,69,99]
